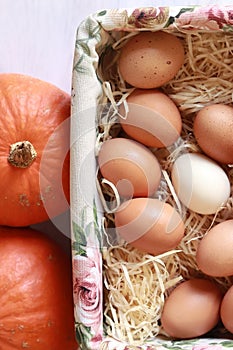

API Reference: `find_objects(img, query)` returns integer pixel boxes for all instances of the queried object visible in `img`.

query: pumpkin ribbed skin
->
[0,226,77,350]
[0,73,70,226]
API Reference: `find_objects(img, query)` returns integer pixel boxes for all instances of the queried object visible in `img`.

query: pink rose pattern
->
[173,6,233,31]
[73,254,102,330]
[72,232,103,349]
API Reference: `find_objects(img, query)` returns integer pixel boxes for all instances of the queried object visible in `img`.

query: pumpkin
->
[0,73,70,226]
[0,226,78,349]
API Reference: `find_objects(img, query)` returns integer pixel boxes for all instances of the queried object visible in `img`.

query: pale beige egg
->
[171,152,231,215]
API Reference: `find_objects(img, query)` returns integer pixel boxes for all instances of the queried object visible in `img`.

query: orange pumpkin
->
[0,73,70,226]
[0,226,78,350]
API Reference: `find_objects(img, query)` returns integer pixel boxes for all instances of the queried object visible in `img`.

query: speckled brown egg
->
[118,31,185,89]
[193,103,233,164]
[118,88,182,148]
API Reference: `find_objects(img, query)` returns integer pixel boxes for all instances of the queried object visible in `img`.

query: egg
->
[118,89,182,148]
[171,152,231,215]
[98,138,161,198]
[114,197,184,255]
[161,278,223,339]
[118,31,185,89]
[220,284,233,334]
[193,103,233,164]
[196,220,233,277]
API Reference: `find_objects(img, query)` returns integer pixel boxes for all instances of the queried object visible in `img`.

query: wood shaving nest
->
[96,29,233,345]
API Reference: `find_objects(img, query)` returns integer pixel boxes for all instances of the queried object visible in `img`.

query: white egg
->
[171,153,231,215]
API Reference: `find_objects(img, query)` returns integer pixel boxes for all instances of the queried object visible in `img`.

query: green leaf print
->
[73,19,102,76]
[72,221,87,248]
[75,322,93,349]
[165,7,195,27]
[176,7,195,17]
[223,24,233,32]
[161,339,198,349]
[85,22,101,40]
[75,40,91,56]
[72,241,86,256]
[93,199,103,248]
[97,10,107,16]
[221,340,233,347]
[72,201,103,255]
[73,55,89,74]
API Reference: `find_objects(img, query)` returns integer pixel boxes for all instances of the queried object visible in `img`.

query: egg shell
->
[196,219,233,277]
[171,152,231,215]
[194,104,233,164]
[114,197,184,255]
[118,31,185,89]
[118,89,182,148]
[98,138,161,198]
[220,284,233,334]
[161,278,223,339]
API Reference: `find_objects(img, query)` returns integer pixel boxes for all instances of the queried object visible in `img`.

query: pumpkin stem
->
[8,141,37,168]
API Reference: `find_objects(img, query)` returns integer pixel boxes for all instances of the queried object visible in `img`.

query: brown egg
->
[114,197,184,255]
[118,89,182,148]
[98,138,161,198]
[193,103,233,164]
[118,31,185,89]
[220,285,233,334]
[196,220,233,277]
[161,279,223,339]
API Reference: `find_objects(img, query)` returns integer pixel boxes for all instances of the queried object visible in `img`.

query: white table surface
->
[0,0,230,93]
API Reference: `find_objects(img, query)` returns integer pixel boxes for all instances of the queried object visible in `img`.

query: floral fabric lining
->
[70,5,233,350]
